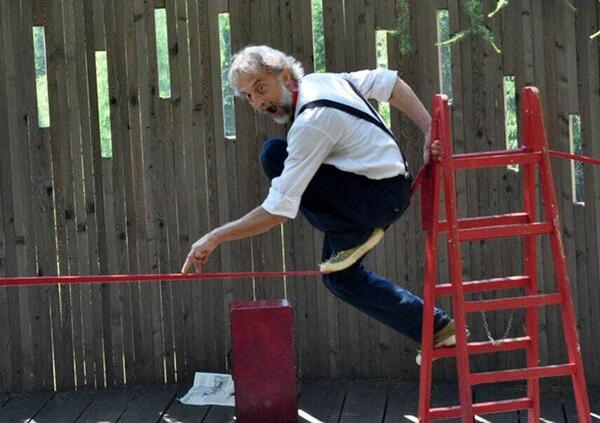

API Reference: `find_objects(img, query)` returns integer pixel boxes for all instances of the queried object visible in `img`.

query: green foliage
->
[155,9,171,99]
[95,52,112,158]
[375,31,391,126]
[33,27,50,128]
[393,0,592,56]
[438,0,501,54]
[219,13,236,138]
[503,76,517,151]
[487,0,509,18]
[392,0,412,55]
[437,10,453,101]
[311,0,326,73]
[571,115,585,203]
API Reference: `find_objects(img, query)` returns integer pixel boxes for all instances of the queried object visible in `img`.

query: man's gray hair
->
[228,45,304,96]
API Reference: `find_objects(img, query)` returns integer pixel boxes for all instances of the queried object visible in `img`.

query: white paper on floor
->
[179,372,235,406]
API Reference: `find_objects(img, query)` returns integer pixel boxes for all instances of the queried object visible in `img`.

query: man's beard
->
[261,79,293,125]
[272,84,293,124]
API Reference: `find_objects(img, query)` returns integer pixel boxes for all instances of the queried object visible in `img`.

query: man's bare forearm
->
[388,77,431,135]
[211,206,287,243]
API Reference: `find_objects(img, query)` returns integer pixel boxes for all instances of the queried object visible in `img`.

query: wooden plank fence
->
[0,0,599,393]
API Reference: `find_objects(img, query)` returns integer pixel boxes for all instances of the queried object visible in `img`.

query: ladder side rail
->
[418,105,444,422]
[522,86,542,421]
[438,95,474,422]
[523,87,591,421]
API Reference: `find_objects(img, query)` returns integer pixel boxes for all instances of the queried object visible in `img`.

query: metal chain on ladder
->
[479,293,515,345]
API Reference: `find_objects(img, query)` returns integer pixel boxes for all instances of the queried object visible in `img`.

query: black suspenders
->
[296,79,409,170]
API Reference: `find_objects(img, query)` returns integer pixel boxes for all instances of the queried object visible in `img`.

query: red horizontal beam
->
[433,336,531,359]
[465,293,562,313]
[549,149,600,167]
[0,270,324,288]
[435,275,530,296]
[459,222,552,242]
[470,363,576,385]
[429,397,532,420]
[453,150,542,170]
[436,212,530,233]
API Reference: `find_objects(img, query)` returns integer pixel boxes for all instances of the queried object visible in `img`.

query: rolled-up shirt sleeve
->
[262,120,335,219]
[341,68,398,102]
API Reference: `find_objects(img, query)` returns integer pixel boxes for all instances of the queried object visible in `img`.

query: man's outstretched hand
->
[181,233,219,273]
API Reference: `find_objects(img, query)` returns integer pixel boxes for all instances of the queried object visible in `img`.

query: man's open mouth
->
[266,105,277,114]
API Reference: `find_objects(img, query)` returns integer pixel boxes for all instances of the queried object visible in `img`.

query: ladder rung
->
[453,150,542,170]
[435,275,530,296]
[433,336,531,359]
[470,363,577,385]
[437,212,530,233]
[459,222,552,242]
[429,397,532,420]
[465,293,562,313]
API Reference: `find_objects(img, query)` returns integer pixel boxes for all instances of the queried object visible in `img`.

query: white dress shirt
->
[261,69,407,218]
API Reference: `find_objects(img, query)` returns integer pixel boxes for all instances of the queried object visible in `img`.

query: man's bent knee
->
[260,138,287,180]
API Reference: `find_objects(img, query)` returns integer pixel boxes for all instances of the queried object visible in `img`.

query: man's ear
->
[281,68,294,90]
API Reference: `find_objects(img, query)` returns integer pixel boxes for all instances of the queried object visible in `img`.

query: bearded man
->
[182,45,455,364]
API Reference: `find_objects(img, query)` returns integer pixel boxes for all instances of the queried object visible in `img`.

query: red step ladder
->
[417,87,591,422]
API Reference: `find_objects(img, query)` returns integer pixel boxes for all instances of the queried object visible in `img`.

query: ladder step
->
[459,222,552,242]
[470,363,577,385]
[435,275,530,296]
[465,293,562,313]
[437,212,530,233]
[433,336,531,359]
[453,149,542,170]
[429,397,532,420]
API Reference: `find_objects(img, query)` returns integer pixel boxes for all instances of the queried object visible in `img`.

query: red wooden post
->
[230,299,298,423]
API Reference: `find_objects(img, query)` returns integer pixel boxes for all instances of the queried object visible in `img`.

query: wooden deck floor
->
[0,379,597,422]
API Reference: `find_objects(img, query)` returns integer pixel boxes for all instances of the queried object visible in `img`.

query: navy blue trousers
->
[260,138,450,342]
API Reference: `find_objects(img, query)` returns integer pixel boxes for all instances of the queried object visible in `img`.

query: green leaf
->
[488,0,510,18]
[561,0,576,12]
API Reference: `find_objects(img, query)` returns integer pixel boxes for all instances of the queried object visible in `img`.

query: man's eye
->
[257,84,266,93]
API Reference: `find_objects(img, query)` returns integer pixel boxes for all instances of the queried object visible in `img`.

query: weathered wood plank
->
[76,387,137,422]
[18,0,55,392]
[0,392,54,422]
[0,0,12,393]
[193,0,220,373]
[339,379,388,422]
[102,0,130,388]
[299,379,347,422]
[62,0,87,390]
[117,384,179,422]
[185,0,211,374]
[383,380,419,422]
[202,405,235,423]
[132,0,162,385]
[33,390,97,421]
[165,0,192,380]
[206,0,236,376]
[160,383,211,422]
[158,98,177,383]
[472,383,524,422]
[0,198,8,393]
[46,0,76,391]
[0,394,10,407]
[111,0,148,386]
[4,4,34,392]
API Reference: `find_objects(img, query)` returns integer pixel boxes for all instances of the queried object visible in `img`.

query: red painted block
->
[230,299,298,423]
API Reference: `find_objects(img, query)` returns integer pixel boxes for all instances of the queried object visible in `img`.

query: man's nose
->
[249,94,264,110]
